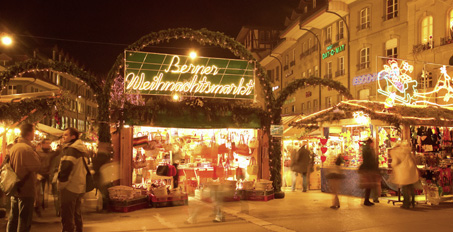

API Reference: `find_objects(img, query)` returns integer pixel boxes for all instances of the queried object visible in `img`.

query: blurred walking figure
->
[326,155,345,209]
[358,138,380,206]
[291,145,311,192]
[7,123,41,232]
[35,138,55,216]
[389,141,419,209]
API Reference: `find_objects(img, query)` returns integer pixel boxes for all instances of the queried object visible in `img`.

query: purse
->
[0,161,25,196]
[82,158,95,192]
[247,157,258,175]
[248,137,259,149]
[156,165,169,176]
[235,135,250,156]
[167,165,177,177]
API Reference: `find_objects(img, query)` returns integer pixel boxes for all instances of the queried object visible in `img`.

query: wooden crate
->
[109,196,149,213]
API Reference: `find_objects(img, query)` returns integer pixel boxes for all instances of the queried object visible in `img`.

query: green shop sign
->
[322,44,346,60]
[124,51,255,100]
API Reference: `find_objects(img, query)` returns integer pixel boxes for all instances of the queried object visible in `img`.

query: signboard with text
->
[124,51,255,99]
[270,125,284,137]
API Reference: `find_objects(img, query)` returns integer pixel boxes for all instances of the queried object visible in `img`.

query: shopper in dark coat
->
[358,138,380,206]
[291,145,312,192]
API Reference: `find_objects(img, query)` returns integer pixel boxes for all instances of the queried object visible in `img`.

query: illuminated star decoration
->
[413,65,453,107]
[377,60,418,105]
[353,111,370,125]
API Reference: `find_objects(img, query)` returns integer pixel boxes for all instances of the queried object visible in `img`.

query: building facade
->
[0,47,97,132]
[239,0,453,119]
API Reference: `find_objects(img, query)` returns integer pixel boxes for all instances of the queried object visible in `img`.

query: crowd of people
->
[1,123,91,232]
[286,138,421,210]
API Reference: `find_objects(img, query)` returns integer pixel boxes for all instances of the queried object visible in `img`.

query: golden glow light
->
[353,111,370,125]
[1,35,12,46]
[189,51,197,59]
[14,128,20,134]
[172,93,180,101]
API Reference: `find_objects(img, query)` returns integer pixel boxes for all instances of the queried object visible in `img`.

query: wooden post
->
[120,127,133,186]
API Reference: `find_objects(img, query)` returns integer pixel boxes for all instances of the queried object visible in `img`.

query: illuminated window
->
[303,72,306,78]
[313,99,318,112]
[419,70,433,88]
[338,21,344,40]
[385,38,398,58]
[308,69,312,77]
[358,89,370,100]
[359,47,370,70]
[7,85,17,94]
[421,16,433,44]
[304,6,308,13]
[386,0,398,20]
[360,8,370,30]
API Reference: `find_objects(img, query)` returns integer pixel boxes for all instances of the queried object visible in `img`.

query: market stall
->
[108,50,274,212]
[290,100,453,202]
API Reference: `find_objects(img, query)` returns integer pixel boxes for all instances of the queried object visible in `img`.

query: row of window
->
[359,0,398,30]
[360,2,453,47]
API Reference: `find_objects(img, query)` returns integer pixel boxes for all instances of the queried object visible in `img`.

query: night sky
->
[0,0,298,75]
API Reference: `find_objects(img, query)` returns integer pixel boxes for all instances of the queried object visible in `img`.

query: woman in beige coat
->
[390,141,419,209]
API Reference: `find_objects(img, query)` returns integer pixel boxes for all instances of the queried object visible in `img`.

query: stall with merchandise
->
[291,100,453,201]
[108,50,274,212]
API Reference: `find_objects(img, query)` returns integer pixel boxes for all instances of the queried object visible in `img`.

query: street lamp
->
[1,34,13,46]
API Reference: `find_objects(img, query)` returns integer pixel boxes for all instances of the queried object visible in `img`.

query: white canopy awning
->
[36,123,63,137]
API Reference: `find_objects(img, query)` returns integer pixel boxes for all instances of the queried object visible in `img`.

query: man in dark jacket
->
[57,127,88,232]
[7,123,41,232]
[291,145,312,192]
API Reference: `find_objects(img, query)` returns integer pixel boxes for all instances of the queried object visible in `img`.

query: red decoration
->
[390,138,396,142]
[321,156,327,163]
[321,147,328,154]
[320,139,328,145]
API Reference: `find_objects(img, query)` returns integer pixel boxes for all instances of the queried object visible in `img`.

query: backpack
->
[0,156,30,196]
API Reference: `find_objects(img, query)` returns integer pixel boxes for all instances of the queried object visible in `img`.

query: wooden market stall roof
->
[290,100,453,129]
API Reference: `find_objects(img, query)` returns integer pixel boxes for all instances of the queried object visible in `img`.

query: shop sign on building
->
[124,51,255,99]
[270,125,284,137]
[352,73,382,86]
[322,43,345,60]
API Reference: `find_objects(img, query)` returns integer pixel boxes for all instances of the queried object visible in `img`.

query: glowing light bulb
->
[189,51,197,59]
[1,35,12,46]
[173,94,180,101]
[14,128,20,134]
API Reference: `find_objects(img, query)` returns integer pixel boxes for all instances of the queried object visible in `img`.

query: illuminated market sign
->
[377,59,453,107]
[322,43,345,60]
[352,73,382,86]
[124,51,255,99]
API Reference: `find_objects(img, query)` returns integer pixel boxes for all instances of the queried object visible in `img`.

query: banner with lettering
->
[124,51,255,100]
